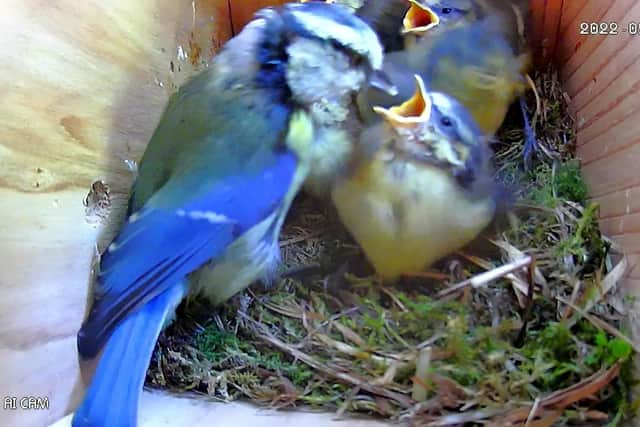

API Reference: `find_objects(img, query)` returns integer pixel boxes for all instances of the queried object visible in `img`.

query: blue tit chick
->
[333,75,498,280]
[403,0,529,49]
[72,3,388,427]
[401,0,538,160]
[359,14,529,141]
[402,0,473,42]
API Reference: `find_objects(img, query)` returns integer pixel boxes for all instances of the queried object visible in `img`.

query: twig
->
[336,386,360,418]
[491,363,621,424]
[279,228,328,247]
[524,397,541,427]
[515,256,537,347]
[557,297,640,353]
[239,312,414,408]
[436,256,533,298]
[576,255,628,320]
[381,287,409,312]
[412,347,432,401]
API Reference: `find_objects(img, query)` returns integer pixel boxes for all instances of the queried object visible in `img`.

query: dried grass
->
[146,67,638,426]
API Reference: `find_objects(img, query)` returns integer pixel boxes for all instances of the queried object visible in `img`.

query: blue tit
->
[72,3,389,427]
[332,75,498,280]
[301,0,468,53]
[401,0,538,160]
[402,0,473,43]
[403,0,529,48]
[294,2,399,199]
[298,0,427,53]
[358,14,529,140]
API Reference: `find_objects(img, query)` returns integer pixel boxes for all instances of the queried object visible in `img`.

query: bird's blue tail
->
[72,283,186,427]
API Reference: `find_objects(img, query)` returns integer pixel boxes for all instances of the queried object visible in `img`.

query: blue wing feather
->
[77,149,299,358]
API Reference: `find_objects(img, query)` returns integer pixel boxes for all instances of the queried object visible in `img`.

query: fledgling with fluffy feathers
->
[333,75,501,280]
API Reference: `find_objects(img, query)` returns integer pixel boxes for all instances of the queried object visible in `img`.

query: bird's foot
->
[520,96,538,168]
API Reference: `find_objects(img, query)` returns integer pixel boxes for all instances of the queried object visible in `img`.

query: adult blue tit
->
[293,1,399,199]
[299,0,419,53]
[72,3,388,427]
[333,75,498,280]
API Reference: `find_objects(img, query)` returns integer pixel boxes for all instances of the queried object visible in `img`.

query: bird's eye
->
[351,55,364,67]
[442,7,452,14]
[441,116,454,127]
[330,39,343,51]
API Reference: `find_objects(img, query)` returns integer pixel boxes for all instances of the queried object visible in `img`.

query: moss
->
[529,159,588,208]
[195,328,242,361]
[555,159,588,203]
[585,331,633,368]
[146,65,636,426]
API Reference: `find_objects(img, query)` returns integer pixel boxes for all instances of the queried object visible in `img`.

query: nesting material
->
[146,67,638,426]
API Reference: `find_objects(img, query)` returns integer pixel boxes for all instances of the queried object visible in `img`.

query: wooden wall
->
[0,1,637,426]
[0,2,231,426]
[530,0,640,293]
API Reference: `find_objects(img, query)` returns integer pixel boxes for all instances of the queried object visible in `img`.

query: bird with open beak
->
[332,75,500,280]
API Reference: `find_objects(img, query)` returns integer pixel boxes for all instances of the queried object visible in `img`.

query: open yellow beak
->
[373,74,432,128]
[402,0,440,35]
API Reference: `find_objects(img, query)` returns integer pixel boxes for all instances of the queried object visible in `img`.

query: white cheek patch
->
[289,10,383,69]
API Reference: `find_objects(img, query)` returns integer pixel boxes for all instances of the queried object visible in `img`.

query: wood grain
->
[559,1,627,82]
[599,212,640,237]
[1,1,639,426]
[627,254,640,280]
[537,0,563,65]
[608,233,640,255]
[527,0,547,65]
[594,187,640,220]
[0,1,230,426]
[576,94,640,162]
[580,143,640,199]
[555,0,604,66]
[557,0,587,40]
[571,38,640,115]
[573,47,640,139]
[563,2,640,99]
[229,0,288,35]
[556,1,640,298]
[50,393,388,427]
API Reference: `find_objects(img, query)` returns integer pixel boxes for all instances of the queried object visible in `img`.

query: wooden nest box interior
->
[0,1,638,426]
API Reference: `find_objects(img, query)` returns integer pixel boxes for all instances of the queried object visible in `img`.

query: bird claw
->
[520,96,537,168]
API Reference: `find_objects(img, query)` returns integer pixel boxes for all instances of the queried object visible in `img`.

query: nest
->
[146,67,638,426]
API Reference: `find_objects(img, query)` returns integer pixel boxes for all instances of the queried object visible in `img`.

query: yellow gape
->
[332,75,497,280]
